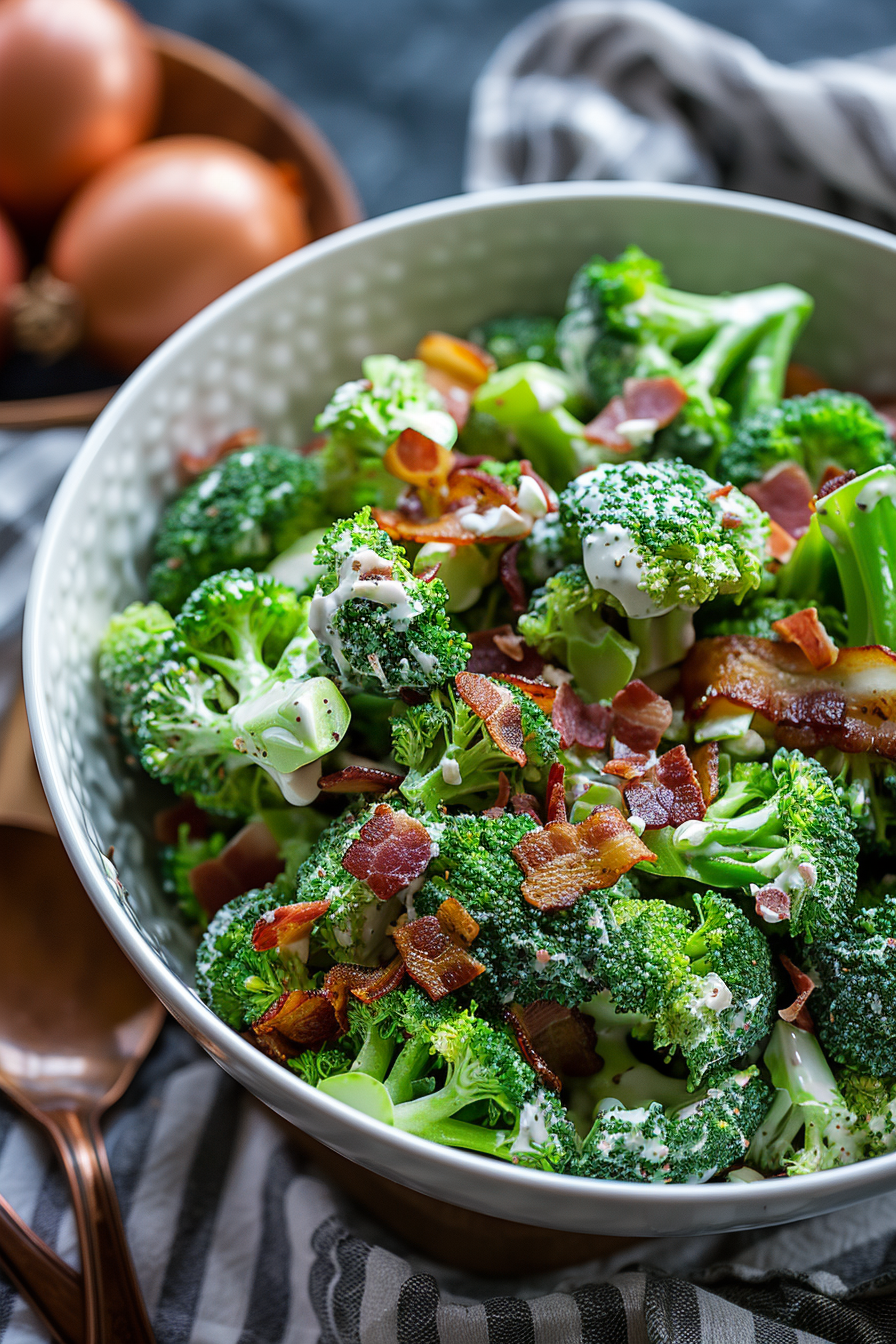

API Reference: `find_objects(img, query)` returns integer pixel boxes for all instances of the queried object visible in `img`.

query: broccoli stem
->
[814,467,896,648]
[384,1037,432,1104]
[419,1117,512,1158]
[765,1020,842,1109]
[351,1023,396,1082]
[392,1075,481,1133]
[736,306,811,419]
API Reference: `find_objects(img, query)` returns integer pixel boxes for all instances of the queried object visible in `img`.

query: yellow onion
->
[0,0,160,217]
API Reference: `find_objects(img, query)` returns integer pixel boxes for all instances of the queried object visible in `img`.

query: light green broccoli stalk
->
[309,509,470,694]
[812,465,896,650]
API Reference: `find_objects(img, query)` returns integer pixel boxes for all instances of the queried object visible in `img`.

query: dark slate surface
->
[131,0,896,220]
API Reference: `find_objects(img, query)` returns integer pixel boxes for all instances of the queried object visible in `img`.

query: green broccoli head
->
[148,446,331,613]
[719,390,895,489]
[315,354,457,514]
[467,315,560,370]
[811,889,896,1076]
[97,600,176,757]
[826,753,896,870]
[642,749,859,944]
[309,509,469,694]
[159,820,228,928]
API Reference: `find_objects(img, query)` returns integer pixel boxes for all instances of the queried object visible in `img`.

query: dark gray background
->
[130,0,896,219]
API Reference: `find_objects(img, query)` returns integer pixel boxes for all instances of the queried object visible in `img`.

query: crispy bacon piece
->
[153,797,212,844]
[423,365,472,429]
[623,744,706,830]
[754,885,791,925]
[436,896,480,946]
[392,916,486,1000]
[318,766,406,794]
[254,990,341,1045]
[772,607,839,671]
[512,806,656,911]
[583,377,687,449]
[247,1026,299,1065]
[768,519,797,564]
[816,467,856,501]
[603,754,652,780]
[707,483,733,502]
[779,954,816,1033]
[610,680,673,756]
[743,462,813,539]
[682,637,896,758]
[341,804,433,901]
[495,674,556,712]
[383,428,455,497]
[189,821,283,919]
[499,541,527,613]
[785,363,828,397]
[446,466,517,510]
[321,957,406,1029]
[373,507,530,546]
[551,682,611,751]
[503,1006,562,1092]
[466,627,546,680]
[252,899,331,952]
[691,741,719,805]
[178,426,263,477]
[511,792,543,823]
[416,331,496,387]
[721,512,741,529]
[545,762,567,825]
[455,671,527,766]
[514,1001,601,1078]
[483,771,512,818]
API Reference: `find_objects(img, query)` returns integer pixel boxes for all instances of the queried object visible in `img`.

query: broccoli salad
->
[99,245,896,1184]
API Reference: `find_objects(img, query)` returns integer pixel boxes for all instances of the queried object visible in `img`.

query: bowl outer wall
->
[23,182,896,1237]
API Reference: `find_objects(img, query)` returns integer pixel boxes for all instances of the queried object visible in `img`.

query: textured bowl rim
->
[24,181,896,1227]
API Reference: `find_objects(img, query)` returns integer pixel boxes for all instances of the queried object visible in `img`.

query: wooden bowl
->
[0,26,362,431]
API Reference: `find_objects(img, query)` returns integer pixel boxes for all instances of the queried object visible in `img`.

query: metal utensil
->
[0,1193,83,1344]
[0,696,163,1342]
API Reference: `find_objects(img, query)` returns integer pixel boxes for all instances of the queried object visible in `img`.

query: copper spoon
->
[0,1192,83,1344]
[0,695,164,1342]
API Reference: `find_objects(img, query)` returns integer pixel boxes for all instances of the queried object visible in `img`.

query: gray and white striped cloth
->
[465,0,896,233]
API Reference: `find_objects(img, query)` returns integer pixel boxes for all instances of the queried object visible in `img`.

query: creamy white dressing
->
[855,471,896,513]
[510,1092,553,1155]
[688,972,733,1015]
[515,474,549,518]
[530,377,568,413]
[457,504,530,539]
[615,417,658,447]
[582,523,673,619]
[440,757,462,786]
[272,760,322,806]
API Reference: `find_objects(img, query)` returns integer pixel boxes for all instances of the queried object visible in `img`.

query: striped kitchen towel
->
[4,1018,896,1343]
[465,0,896,233]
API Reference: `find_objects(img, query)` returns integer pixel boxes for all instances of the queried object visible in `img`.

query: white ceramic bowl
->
[24,183,896,1237]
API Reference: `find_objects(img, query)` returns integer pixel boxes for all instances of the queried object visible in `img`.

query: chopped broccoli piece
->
[315,355,457,514]
[811,887,896,1075]
[135,570,350,816]
[159,821,228,928]
[813,465,896,650]
[719,391,895,489]
[392,680,559,814]
[309,509,469,694]
[823,753,896,872]
[518,566,638,701]
[641,749,859,943]
[468,315,560,369]
[148,446,331,613]
[97,600,176,757]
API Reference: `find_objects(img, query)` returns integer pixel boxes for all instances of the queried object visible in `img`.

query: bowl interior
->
[26,185,896,1234]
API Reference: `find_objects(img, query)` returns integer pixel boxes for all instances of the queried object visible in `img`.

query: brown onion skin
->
[0,0,160,218]
[0,205,24,355]
[48,135,311,371]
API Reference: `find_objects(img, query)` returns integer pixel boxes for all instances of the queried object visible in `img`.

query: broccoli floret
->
[148,446,331,613]
[392,679,559,814]
[315,354,457,514]
[719,391,895,489]
[813,465,896,650]
[641,749,858,943]
[159,821,228,928]
[97,600,177,758]
[195,886,312,1030]
[698,594,848,646]
[516,512,571,590]
[811,888,896,1076]
[136,570,350,816]
[574,995,772,1182]
[822,753,896,872]
[468,315,561,369]
[309,509,469,694]
[518,566,639,701]
[748,1021,896,1174]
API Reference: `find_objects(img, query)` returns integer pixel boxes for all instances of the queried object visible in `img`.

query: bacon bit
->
[416,331,496,387]
[511,792,543,823]
[455,671,527,766]
[466,627,546,680]
[583,376,687,449]
[499,541,527,613]
[691,742,719,805]
[768,519,797,564]
[254,989,342,1045]
[514,1001,601,1078]
[392,916,486,1000]
[493,628,526,662]
[247,1026,299,1065]
[519,460,558,512]
[816,467,857,501]
[545,763,567,825]
[423,365,472,429]
[252,899,331,952]
[623,744,706,830]
[318,766,406,795]
[604,755,652,780]
[153,797,212,844]
[383,429,456,502]
[779,954,816,1033]
[551,682,611,752]
[483,771,512,818]
[785,363,828,397]
[513,806,656,912]
[446,466,517,509]
[495,674,556,712]
[373,507,530,547]
[721,512,742,529]
[682,637,896,758]
[436,896,480,946]
[321,957,406,1030]
[610,680,674,756]
[341,804,433,901]
[178,426,263,477]
[743,462,814,539]
[772,607,839,672]
[707,483,734,502]
[189,821,284,918]
[503,1006,562,1092]
[755,885,790,925]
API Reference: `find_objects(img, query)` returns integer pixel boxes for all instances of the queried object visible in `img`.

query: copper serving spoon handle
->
[0,694,163,1342]
[0,1193,84,1344]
